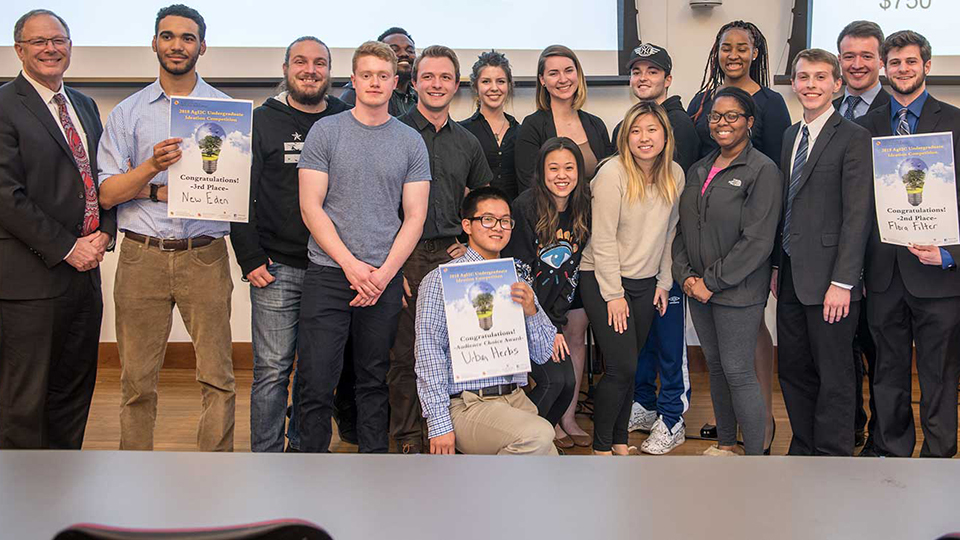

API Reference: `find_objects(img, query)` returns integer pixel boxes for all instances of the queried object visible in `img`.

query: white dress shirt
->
[22,70,89,156]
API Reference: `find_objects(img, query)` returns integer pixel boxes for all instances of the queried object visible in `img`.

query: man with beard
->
[98,4,237,451]
[340,27,418,116]
[857,30,960,458]
[230,36,349,453]
[392,46,492,454]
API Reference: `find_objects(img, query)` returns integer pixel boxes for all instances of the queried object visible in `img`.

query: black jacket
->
[514,109,613,193]
[612,95,701,173]
[459,110,520,201]
[0,74,116,300]
[832,87,891,118]
[501,189,588,329]
[688,87,792,168]
[673,143,783,307]
[230,93,349,276]
[856,94,960,298]
[773,111,873,305]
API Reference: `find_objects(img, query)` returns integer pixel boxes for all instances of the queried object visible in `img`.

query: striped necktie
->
[842,95,862,120]
[782,125,809,257]
[896,108,911,136]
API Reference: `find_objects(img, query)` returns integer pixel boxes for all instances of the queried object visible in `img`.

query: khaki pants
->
[115,236,236,451]
[449,388,558,455]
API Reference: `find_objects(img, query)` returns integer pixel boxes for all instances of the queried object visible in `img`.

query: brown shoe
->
[569,433,591,447]
[554,435,575,449]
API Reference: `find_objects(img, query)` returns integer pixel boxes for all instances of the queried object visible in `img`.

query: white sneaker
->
[641,417,685,455]
[627,403,657,432]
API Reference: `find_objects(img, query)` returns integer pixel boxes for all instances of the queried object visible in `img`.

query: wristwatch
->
[149,183,159,203]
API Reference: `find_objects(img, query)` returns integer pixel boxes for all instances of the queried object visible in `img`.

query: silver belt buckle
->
[158,238,176,252]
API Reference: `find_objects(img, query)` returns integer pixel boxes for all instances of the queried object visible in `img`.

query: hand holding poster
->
[167,96,253,223]
[439,258,531,383]
[872,133,960,246]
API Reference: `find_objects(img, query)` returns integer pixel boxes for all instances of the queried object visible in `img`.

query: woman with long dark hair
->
[688,21,791,167]
[673,87,782,456]
[580,102,683,455]
[688,20,786,449]
[502,137,592,449]
[460,51,521,201]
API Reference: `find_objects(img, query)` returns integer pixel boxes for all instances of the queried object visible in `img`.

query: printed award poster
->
[167,96,253,223]
[439,258,531,383]
[872,132,959,246]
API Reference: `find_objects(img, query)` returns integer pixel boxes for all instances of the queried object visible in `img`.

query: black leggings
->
[580,271,657,451]
[528,353,576,427]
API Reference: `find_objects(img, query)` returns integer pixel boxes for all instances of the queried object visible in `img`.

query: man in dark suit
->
[857,30,960,458]
[772,49,873,456]
[0,10,115,449]
[834,20,891,451]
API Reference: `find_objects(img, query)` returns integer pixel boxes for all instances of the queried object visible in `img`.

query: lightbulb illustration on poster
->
[167,96,253,223]
[440,258,531,383]
[872,132,959,247]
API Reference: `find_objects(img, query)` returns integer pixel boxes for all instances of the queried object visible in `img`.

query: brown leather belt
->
[125,232,215,252]
[450,383,518,399]
[418,236,457,253]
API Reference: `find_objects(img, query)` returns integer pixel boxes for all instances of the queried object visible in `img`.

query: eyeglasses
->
[467,215,515,230]
[707,111,746,124]
[17,36,70,49]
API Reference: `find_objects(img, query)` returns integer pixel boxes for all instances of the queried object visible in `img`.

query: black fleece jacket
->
[230,93,349,276]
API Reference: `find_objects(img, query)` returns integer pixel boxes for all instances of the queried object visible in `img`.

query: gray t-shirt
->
[298,111,431,268]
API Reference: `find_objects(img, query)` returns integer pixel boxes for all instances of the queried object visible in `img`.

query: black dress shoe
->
[763,418,777,456]
[332,408,358,445]
[855,429,866,448]
[700,423,717,440]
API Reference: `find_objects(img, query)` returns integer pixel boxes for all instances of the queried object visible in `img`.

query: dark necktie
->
[896,108,911,136]
[53,93,99,236]
[842,95,863,120]
[782,125,809,257]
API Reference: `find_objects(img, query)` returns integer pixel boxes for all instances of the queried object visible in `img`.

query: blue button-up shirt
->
[97,76,231,239]
[414,248,557,438]
[889,90,928,135]
[838,82,882,120]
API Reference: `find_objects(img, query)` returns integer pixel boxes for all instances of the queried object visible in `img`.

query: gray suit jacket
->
[774,111,873,305]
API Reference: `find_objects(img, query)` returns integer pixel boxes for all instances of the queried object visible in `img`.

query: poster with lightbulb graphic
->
[872,133,959,247]
[439,258,531,383]
[167,96,253,223]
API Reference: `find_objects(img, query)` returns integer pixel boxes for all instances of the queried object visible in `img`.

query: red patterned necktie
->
[52,93,99,235]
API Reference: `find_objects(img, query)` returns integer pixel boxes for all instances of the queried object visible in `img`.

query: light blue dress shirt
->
[97,75,231,239]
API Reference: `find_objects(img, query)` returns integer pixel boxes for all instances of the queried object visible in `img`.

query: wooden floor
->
[82,368,958,457]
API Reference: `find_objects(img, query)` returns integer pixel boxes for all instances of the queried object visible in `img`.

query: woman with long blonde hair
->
[580,101,684,455]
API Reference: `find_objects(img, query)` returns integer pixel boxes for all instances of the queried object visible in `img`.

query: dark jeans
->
[297,263,403,453]
[0,271,101,449]
[529,353,576,427]
[388,238,454,449]
[580,271,657,452]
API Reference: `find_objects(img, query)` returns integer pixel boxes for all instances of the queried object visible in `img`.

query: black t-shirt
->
[502,190,587,329]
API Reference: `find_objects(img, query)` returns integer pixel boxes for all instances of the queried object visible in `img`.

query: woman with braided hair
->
[687,21,787,454]
[688,20,791,167]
